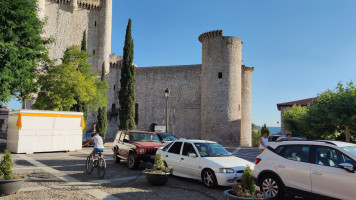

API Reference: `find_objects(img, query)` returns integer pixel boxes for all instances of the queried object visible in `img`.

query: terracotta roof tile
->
[277,97,318,111]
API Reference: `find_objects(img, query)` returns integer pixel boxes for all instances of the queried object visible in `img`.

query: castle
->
[35,0,254,146]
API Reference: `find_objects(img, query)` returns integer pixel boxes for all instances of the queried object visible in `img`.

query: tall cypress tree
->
[118,18,136,130]
[96,62,108,135]
[81,31,87,52]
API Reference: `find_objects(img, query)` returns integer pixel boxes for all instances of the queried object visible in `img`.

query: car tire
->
[202,169,218,188]
[127,153,139,169]
[260,173,285,200]
[113,151,120,163]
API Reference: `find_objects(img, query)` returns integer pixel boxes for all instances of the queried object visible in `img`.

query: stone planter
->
[144,172,169,186]
[0,176,28,195]
[224,189,269,200]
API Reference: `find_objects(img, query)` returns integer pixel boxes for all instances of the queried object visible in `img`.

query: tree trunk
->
[22,96,26,109]
[345,126,351,142]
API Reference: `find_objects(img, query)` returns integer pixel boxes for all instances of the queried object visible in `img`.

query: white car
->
[253,140,356,200]
[157,139,254,188]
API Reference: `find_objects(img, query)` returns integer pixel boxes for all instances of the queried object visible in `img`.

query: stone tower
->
[36,0,112,73]
[241,65,254,146]
[199,30,243,144]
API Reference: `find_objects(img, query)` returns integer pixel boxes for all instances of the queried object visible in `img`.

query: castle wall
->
[44,1,100,68]
[104,64,202,140]
[199,31,243,144]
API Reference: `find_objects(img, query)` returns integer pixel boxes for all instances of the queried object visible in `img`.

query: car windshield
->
[157,133,177,141]
[342,146,356,158]
[194,143,231,157]
[129,132,160,142]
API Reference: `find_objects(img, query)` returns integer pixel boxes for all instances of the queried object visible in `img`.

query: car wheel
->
[202,169,218,188]
[113,151,120,163]
[127,153,139,169]
[260,174,285,199]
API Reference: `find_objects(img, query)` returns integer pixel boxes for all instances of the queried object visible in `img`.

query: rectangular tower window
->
[218,72,222,79]
[135,103,139,125]
[93,50,95,55]
[95,21,97,27]
[113,85,116,90]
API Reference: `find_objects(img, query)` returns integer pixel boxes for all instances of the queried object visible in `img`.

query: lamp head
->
[165,88,170,98]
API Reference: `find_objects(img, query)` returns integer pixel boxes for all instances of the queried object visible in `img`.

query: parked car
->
[156,132,178,145]
[268,134,282,142]
[112,131,165,169]
[82,133,104,146]
[253,140,356,200]
[157,139,254,188]
[276,136,305,141]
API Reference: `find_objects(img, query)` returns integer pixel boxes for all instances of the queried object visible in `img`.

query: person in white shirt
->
[85,133,104,159]
[259,131,269,153]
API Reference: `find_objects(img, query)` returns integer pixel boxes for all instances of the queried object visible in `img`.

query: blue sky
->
[9,0,356,127]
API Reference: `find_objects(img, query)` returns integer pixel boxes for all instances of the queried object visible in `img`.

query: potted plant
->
[144,153,173,186]
[0,150,27,195]
[224,166,268,200]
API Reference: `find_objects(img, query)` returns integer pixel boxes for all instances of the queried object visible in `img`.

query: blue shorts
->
[92,148,104,154]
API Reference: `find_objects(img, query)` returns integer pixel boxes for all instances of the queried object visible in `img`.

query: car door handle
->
[278,165,285,168]
[313,171,322,175]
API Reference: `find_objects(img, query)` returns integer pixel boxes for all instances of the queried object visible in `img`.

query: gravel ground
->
[0,144,308,200]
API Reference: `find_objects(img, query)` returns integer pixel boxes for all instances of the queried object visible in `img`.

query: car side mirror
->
[188,153,197,158]
[339,163,354,173]
[123,139,129,143]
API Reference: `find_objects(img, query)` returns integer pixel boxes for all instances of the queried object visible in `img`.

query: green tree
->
[81,30,87,52]
[96,62,108,136]
[282,105,310,137]
[260,124,270,135]
[33,46,107,113]
[118,18,136,130]
[0,0,51,107]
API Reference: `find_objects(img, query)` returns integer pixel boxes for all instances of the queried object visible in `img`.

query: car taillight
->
[255,158,261,164]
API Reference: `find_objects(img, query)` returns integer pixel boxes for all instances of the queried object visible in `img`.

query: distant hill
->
[253,124,281,135]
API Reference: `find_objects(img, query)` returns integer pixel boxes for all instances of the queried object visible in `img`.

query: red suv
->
[112,131,165,169]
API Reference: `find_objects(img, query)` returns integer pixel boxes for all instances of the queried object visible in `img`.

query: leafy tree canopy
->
[33,46,107,111]
[0,0,51,106]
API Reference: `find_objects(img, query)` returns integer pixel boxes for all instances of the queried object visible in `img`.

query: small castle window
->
[95,21,97,27]
[93,50,95,55]
[218,72,222,79]
[113,85,116,90]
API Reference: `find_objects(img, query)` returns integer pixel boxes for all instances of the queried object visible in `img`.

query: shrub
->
[252,130,261,147]
[231,166,265,198]
[0,150,13,180]
[147,153,173,173]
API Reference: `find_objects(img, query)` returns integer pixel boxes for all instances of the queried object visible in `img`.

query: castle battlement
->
[46,0,101,9]
[198,30,223,42]
[242,65,255,72]
[109,53,122,68]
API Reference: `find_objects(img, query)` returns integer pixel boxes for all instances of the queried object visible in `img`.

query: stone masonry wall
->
[43,1,100,68]
[104,64,202,140]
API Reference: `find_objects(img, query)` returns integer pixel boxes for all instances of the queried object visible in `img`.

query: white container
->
[7,110,84,153]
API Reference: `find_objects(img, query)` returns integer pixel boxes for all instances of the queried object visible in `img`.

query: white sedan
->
[157,139,254,188]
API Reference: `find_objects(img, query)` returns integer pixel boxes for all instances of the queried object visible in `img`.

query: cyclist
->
[85,132,104,159]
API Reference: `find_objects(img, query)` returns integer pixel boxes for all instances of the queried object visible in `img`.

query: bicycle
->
[86,150,106,179]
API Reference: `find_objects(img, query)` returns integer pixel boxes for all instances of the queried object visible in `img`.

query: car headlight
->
[219,168,235,173]
[139,148,145,153]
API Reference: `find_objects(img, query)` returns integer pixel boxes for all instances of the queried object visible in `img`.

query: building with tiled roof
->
[277,97,317,135]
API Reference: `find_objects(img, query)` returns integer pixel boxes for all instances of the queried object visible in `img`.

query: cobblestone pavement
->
[0,144,307,200]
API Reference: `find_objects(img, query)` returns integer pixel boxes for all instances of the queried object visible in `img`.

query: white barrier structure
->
[7,110,84,153]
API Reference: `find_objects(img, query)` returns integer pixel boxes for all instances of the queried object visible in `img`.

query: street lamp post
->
[165,88,170,133]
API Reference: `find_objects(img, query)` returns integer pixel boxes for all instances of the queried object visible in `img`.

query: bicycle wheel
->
[86,155,94,174]
[97,158,106,179]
